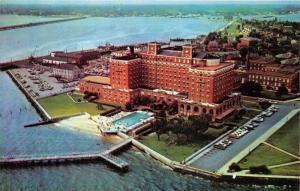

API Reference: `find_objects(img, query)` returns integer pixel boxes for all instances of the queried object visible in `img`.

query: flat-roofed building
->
[79,43,241,121]
[247,56,299,92]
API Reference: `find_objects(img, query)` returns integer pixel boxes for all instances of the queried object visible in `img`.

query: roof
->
[159,50,182,57]
[52,64,80,70]
[83,76,110,85]
[112,55,139,61]
[192,62,233,71]
[43,55,70,62]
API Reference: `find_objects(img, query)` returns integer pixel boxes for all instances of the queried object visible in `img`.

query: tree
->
[125,102,133,111]
[157,110,166,118]
[168,101,178,115]
[188,115,210,141]
[229,163,241,172]
[259,101,271,110]
[249,165,271,174]
[152,118,168,141]
[140,95,152,106]
[239,81,263,96]
[276,84,288,97]
[238,108,246,118]
[182,120,192,142]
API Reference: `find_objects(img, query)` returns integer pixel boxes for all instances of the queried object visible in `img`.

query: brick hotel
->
[79,43,240,121]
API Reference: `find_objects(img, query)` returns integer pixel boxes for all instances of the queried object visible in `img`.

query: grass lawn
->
[38,93,115,117]
[204,126,229,138]
[140,133,210,162]
[271,164,300,177]
[68,92,85,103]
[266,112,300,156]
[241,101,261,110]
[238,144,296,169]
[225,21,241,39]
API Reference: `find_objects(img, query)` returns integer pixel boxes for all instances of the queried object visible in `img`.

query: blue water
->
[242,13,300,22]
[0,16,226,62]
[113,112,151,128]
[0,15,297,191]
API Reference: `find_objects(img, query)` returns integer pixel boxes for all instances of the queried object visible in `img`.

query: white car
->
[253,117,264,123]
[265,112,273,117]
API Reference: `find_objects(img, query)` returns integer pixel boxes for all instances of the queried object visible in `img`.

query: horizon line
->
[1,1,300,5]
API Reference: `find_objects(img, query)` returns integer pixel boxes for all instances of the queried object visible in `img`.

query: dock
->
[102,138,132,155]
[0,139,132,171]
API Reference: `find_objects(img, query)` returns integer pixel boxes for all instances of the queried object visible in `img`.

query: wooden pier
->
[102,138,132,155]
[0,139,132,171]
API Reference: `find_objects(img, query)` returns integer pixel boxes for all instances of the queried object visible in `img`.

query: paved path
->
[262,142,300,160]
[188,102,299,173]
[269,161,300,169]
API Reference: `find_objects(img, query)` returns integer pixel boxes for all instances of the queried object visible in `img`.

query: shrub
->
[229,163,241,172]
[259,101,271,110]
[125,102,133,111]
[249,165,271,174]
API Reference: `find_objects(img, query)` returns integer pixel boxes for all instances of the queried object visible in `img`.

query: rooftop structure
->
[80,43,241,121]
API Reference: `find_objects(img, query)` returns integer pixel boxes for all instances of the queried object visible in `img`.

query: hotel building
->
[79,43,240,121]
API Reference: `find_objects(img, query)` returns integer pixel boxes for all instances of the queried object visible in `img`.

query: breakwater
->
[0,17,86,31]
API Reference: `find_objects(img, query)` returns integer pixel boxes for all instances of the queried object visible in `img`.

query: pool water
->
[112,112,151,129]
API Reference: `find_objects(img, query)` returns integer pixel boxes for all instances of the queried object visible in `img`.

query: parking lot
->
[186,104,296,172]
[11,68,78,99]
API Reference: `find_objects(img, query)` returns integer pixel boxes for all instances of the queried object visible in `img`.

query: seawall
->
[7,70,51,120]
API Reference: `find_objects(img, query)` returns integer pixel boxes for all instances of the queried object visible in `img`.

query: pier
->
[0,138,132,171]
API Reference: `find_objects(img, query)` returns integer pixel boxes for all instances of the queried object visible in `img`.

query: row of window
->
[249,74,289,83]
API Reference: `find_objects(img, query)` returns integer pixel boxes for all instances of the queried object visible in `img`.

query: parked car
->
[244,125,254,130]
[265,112,273,117]
[228,133,239,139]
[253,117,264,123]
[214,139,232,150]
[249,122,259,127]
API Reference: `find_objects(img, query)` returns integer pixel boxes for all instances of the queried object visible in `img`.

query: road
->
[187,101,299,172]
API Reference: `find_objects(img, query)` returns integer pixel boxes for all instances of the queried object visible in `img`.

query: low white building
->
[52,64,84,81]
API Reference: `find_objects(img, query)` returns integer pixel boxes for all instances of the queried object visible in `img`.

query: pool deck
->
[96,111,155,134]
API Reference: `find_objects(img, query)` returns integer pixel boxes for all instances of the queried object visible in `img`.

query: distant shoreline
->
[0,16,86,31]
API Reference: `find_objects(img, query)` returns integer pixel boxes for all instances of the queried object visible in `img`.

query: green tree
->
[125,102,133,111]
[276,84,288,97]
[259,101,271,110]
[152,118,167,141]
[239,81,263,96]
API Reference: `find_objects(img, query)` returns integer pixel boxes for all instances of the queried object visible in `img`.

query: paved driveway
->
[188,103,297,172]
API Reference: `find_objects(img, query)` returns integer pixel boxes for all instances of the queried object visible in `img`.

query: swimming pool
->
[111,111,152,129]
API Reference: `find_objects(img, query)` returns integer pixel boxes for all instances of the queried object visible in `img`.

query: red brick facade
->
[247,56,299,92]
[79,43,240,120]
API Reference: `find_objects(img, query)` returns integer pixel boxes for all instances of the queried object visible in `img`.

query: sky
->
[1,0,299,4]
